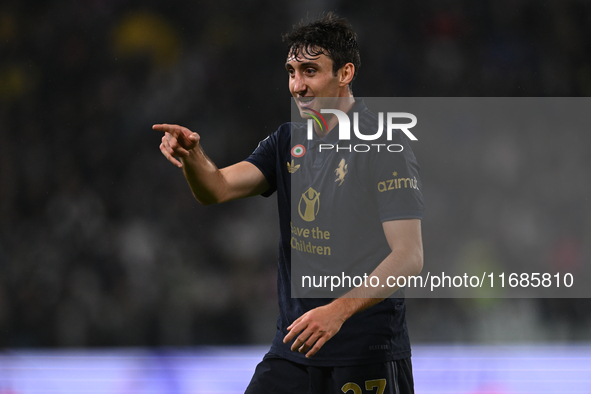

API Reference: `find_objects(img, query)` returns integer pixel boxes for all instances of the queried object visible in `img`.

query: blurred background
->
[0,0,590,391]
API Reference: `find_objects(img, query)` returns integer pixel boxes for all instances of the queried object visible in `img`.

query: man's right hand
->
[154,124,200,168]
[153,123,269,204]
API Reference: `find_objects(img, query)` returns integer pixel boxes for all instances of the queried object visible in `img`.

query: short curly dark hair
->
[283,13,361,90]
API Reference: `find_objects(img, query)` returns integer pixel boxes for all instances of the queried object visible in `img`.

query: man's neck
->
[315,96,355,139]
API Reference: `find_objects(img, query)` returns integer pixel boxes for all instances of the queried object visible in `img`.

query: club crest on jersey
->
[334,158,348,186]
[287,160,300,173]
[291,144,306,158]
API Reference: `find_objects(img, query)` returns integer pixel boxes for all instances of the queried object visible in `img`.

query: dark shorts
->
[245,353,414,394]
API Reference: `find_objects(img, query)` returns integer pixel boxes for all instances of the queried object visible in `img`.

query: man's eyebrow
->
[285,61,320,69]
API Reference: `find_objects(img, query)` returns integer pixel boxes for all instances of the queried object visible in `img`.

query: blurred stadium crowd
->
[0,0,590,348]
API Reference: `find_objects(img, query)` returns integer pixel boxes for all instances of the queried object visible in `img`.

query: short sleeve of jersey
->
[369,129,424,222]
[244,125,283,197]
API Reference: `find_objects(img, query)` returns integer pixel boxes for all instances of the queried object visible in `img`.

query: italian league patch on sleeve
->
[291,144,306,158]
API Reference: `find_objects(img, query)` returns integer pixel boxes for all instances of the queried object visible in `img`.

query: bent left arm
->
[283,218,423,358]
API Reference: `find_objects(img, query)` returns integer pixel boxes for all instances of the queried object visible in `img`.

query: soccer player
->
[155,13,423,394]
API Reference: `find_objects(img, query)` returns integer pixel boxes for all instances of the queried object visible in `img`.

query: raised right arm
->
[154,124,269,205]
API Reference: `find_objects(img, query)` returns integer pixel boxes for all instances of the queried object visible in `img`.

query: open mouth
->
[298,97,315,106]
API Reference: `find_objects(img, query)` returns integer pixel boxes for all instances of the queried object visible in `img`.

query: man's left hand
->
[282,303,348,358]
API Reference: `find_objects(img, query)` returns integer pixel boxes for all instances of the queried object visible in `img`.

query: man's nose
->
[291,72,306,94]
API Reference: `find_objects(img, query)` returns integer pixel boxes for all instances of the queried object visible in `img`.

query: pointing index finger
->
[153,124,187,138]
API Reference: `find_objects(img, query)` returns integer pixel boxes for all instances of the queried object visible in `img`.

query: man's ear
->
[338,63,355,87]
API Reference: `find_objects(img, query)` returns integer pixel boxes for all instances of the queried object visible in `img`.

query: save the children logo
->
[298,187,320,222]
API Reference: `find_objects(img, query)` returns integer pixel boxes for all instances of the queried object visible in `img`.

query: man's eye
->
[305,68,316,75]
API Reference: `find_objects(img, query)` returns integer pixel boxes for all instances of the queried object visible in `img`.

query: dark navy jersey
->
[245,99,424,367]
